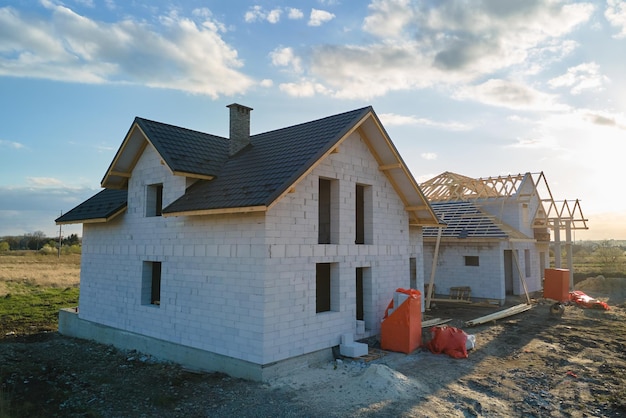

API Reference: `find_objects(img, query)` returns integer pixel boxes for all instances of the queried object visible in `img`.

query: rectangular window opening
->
[146,184,163,217]
[316,263,331,313]
[142,261,162,306]
[524,249,531,277]
[356,268,364,321]
[464,256,479,267]
[316,263,338,313]
[355,184,372,245]
[318,179,331,244]
[318,178,338,244]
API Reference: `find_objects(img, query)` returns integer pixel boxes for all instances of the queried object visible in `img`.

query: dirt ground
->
[1,276,625,417]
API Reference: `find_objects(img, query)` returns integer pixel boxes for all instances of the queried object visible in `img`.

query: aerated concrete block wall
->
[423,241,506,301]
[261,132,418,364]
[79,145,270,365]
[78,132,424,368]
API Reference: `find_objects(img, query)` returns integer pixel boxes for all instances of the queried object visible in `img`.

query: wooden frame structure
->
[420,171,589,295]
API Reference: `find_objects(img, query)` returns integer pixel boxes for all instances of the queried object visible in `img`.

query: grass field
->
[0,253,80,336]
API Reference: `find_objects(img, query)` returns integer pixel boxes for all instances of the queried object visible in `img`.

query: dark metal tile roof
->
[55,189,127,224]
[422,201,509,239]
[163,106,372,213]
[135,117,229,177]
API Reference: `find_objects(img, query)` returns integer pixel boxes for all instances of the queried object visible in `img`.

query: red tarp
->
[427,326,469,359]
[569,290,610,310]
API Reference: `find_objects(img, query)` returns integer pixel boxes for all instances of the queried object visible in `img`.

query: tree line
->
[0,231,80,251]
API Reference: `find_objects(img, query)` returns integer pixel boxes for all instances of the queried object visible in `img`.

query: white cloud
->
[507,137,559,150]
[267,9,282,24]
[0,3,253,97]
[581,110,626,130]
[548,62,609,95]
[308,9,335,26]
[605,0,626,38]
[295,1,594,100]
[362,0,414,38]
[244,5,263,22]
[27,177,63,187]
[260,79,273,87]
[269,47,303,73]
[379,113,471,131]
[244,6,283,24]
[288,8,304,20]
[421,152,437,160]
[278,80,331,97]
[0,139,25,149]
[455,79,569,112]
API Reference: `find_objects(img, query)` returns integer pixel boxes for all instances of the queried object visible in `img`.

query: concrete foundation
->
[58,308,333,382]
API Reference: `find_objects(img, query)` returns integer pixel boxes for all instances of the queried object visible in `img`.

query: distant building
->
[420,171,587,304]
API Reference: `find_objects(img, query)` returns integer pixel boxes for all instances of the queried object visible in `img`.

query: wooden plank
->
[426,222,443,309]
[421,318,452,328]
[465,303,532,327]
[512,249,531,304]
[429,298,474,304]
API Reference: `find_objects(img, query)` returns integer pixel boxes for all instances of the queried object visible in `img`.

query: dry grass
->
[0,253,80,297]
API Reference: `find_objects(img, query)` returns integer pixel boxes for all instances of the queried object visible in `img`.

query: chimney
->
[227,103,253,156]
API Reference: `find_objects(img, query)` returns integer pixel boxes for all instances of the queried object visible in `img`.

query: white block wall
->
[423,239,548,302]
[423,240,506,301]
[79,132,425,366]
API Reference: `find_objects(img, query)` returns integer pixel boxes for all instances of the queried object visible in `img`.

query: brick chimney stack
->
[227,103,253,156]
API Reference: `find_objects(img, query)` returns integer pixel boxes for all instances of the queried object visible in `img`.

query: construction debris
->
[421,318,452,328]
[465,303,532,327]
[569,291,610,310]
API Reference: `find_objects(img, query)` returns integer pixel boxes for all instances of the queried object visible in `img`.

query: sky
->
[0,0,625,242]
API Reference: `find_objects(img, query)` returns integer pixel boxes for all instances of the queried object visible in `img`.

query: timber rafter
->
[420,171,588,231]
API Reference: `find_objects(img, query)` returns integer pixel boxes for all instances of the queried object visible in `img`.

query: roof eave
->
[55,205,127,225]
[162,205,267,217]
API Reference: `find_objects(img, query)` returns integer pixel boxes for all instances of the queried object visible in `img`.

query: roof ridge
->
[134,116,228,141]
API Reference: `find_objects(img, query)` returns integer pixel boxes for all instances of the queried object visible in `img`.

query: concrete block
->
[340,341,368,357]
[341,333,353,345]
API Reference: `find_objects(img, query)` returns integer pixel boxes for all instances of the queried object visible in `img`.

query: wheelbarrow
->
[548,298,568,317]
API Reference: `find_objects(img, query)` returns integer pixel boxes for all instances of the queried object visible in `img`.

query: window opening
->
[464,256,479,266]
[316,263,331,313]
[146,184,163,217]
[142,261,162,306]
[356,268,364,320]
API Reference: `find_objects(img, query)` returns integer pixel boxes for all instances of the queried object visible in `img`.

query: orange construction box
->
[381,288,422,354]
[544,268,570,302]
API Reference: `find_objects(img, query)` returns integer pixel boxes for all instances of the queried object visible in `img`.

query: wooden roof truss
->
[420,171,588,232]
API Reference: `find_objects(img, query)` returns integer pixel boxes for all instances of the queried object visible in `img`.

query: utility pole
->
[58,211,62,259]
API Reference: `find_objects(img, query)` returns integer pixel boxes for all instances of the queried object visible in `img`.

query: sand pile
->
[357,363,427,400]
[575,276,626,305]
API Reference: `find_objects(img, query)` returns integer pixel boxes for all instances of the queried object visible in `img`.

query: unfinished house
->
[420,171,587,304]
[55,104,441,381]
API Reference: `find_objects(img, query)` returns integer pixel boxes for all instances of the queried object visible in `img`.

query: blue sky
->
[0,0,625,241]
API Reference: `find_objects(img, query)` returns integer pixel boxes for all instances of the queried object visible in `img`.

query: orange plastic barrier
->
[380,288,422,354]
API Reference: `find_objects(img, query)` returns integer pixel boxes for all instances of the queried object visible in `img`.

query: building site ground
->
[1,274,624,417]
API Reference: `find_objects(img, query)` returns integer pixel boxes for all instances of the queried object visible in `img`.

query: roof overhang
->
[55,205,127,225]
[101,123,149,189]
[358,112,442,227]
[163,205,267,217]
